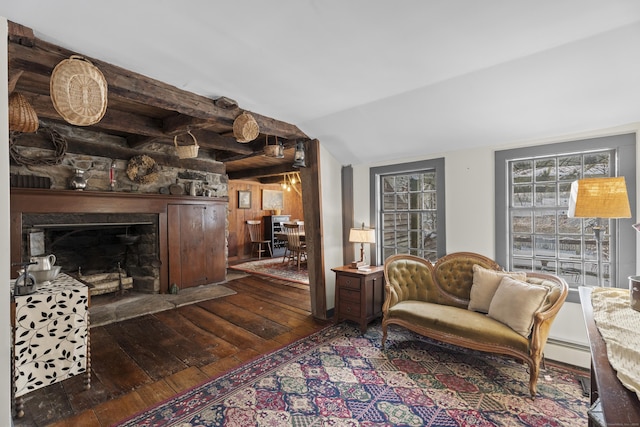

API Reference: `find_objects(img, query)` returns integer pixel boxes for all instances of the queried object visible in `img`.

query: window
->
[496,134,636,302]
[370,158,446,265]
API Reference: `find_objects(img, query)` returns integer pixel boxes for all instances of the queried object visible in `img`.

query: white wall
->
[333,123,640,368]
[319,144,344,311]
[2,16,14,426]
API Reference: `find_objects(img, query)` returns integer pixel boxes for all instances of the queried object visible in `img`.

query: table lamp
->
[349,223,376,268]
[568,176,631,286]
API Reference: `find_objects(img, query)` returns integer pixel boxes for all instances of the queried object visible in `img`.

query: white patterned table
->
[11,273,90,418]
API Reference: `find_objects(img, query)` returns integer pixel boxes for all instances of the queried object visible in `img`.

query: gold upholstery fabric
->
[387,301,530,352]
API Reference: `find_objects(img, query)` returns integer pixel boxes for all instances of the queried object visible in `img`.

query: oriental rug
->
[120,322,588,426]
[230,258,309,285]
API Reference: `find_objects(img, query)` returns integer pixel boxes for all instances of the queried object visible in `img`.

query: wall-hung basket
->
[8,92,39,133]
[50,55,108,126]
[174,130,199,159]
[264,135,284,158]
[233,111,259,143]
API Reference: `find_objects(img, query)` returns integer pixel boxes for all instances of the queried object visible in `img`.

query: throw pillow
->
[488,276,550,337]
[468,265,527,313]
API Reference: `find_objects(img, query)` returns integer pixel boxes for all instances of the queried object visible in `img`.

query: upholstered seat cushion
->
[386,300,530,353]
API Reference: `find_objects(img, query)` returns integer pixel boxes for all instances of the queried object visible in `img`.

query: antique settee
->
[382,252,568,397]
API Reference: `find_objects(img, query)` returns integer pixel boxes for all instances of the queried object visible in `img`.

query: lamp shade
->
[349,228,376,244]
[568,177,631,218]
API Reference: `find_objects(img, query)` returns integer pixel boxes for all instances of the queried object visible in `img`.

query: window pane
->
[512,161,532,183]
[535,159,556,182]
[513,184,532,207]
[584,153,610,178]
[383,194,395,210]
[379,168,440,259]
[513,235,532,256]
[511,211,532,233]
[534,211,556,234]
[558,156,581,181]
[534,184,556,206]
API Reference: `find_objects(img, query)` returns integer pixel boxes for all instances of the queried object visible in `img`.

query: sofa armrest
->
[383,254,435,311]
[526,272,569,360]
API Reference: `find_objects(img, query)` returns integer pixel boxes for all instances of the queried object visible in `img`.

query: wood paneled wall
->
[228,180,304,261]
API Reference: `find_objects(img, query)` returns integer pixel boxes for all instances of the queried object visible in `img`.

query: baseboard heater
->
[546,337,590,353]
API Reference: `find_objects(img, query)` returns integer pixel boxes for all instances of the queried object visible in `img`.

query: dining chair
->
[282,223,307,270]
[246,220,272,259]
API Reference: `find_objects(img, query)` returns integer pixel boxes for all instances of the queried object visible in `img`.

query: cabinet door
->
[168,203,225,289]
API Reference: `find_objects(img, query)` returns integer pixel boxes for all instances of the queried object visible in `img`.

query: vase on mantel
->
[69,169,87,191]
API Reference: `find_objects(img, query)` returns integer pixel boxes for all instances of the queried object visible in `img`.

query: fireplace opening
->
[21,213,160,295]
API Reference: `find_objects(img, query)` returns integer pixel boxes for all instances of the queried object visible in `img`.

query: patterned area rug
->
[120,322,588,426]
[230,258,309,284]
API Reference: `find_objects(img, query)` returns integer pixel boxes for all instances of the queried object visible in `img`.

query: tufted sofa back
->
[432,252,501,307]
[384,252,502,309]
[383,255,435,308]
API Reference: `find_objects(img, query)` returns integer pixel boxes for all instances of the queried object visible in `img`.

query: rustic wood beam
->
[13,126,226,175]
[8,21,34,47]
[227,163,298,180]
[8,28,309,140]
[8,70,24,94]
[22,91,165,136]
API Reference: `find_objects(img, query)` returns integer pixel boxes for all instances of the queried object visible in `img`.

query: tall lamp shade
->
[349,226,376,268]
[567,176,631,286]
[568,177,631,219]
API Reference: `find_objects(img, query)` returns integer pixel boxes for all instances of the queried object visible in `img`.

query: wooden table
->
[579,286,640,426]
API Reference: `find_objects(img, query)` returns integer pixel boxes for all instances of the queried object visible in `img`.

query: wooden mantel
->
[10,188,228,293]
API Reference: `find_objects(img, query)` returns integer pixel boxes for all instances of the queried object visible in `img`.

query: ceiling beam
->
[8,22,310,141]
[227,163,299,180]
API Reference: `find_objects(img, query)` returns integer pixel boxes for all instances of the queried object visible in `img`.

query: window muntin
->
[380,172,438,261]
[508,150,620,288]
[371,158,445,266]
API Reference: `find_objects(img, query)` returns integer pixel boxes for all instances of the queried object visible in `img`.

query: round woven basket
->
[233,112,259,143]
[174,131,199,159]
[9,92,39,133]
[50,55,108,126]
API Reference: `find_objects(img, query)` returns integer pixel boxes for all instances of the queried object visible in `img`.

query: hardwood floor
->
[13,272,329,427]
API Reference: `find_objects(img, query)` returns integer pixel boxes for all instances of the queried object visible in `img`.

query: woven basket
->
[9,92,39,133]
[233,112,259,143]
[174,130,199,159]
[50,55,108,126]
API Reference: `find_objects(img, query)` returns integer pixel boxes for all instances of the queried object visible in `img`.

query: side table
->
[11,273,91,418]
[332,265,385,332]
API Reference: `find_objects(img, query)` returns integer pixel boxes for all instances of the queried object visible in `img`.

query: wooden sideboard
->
[579,286,640,426]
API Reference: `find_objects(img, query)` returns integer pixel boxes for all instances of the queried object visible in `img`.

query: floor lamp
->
[567,177,631,286]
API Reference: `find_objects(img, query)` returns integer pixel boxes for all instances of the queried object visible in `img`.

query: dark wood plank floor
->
[13,272,329,427]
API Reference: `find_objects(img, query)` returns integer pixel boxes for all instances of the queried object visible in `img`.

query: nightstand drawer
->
[339,300,361,317]
[339,287,360,302]
[337,275,361,290]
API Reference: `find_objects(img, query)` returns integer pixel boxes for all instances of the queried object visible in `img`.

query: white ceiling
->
[3,1,640,166]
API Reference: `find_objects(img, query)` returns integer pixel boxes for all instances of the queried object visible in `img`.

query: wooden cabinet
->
[332,265,385,332]
[580,286,640,426]
[264,215,290,257]
[168,202,226,289]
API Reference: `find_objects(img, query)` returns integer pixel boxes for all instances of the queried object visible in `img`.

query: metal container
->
[629,276,640,312]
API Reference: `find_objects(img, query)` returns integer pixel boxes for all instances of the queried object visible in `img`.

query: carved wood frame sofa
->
[382,252,568,397]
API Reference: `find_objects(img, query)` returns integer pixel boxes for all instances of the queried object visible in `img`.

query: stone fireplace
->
[11,189,228,295]
[21,213,161,294]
